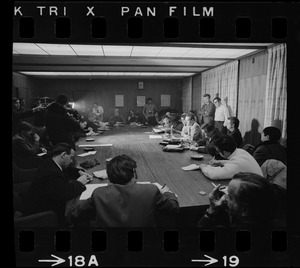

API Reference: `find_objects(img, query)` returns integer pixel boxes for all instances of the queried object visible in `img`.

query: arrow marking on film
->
[38,254,65,267]
[191,255,218,266]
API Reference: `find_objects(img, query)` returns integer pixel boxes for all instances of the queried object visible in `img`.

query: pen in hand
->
[161,183,166,189]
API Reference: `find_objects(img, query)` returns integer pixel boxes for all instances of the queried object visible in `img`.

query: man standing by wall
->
[199,94,215,127]
[213,97,230,134]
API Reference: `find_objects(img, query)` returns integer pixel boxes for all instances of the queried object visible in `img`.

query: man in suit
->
[23,143,91,226]
[199,94,215,127]
[44,95,81,149]
[69,155,179,227]
[226,116,243,148]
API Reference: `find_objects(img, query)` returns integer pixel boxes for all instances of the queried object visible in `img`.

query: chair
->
[13,191,58,228]
[13,161,37,183]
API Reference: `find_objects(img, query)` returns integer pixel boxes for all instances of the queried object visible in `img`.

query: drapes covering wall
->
[263,44,287,144]
[201,60,239,116]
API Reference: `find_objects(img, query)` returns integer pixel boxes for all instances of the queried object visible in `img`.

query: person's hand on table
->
[209,157,224,167]
[152,182,173,194]
[199,163,208,170]
[77,173,93,185]
[190,144,199,151]
[41,147,47,153]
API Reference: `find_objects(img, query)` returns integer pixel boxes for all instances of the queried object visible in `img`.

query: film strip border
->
[15,228,293,266]
[12,2,297,42]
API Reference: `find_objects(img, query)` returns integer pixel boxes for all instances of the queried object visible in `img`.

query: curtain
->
[263,44,287,144]
[201,60,239,116]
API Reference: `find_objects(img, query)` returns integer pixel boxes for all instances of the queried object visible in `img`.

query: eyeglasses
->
[213,101,219,104]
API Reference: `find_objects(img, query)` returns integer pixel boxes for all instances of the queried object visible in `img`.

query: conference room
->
[12,42,287,228]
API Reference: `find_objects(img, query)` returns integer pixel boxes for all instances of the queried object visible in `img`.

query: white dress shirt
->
[214,104,230,126]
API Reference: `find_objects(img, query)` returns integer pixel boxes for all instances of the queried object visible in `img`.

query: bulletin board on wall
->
[115,95,124,107]
[137,96,146,107]
[161,94,171,107]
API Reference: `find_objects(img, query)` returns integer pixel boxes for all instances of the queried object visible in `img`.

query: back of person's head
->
[51,143,73,157]
[214,135,237,154]
[107,155,137,185]
[262,126,281,143]
[17,121,33,133]
[56,95,69,106]
[202,123,216,134]
[231,172,277,225]
[228,116,240,129]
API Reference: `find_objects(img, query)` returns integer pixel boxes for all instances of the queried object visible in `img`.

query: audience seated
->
[12,121,46,169]
[197,172,277,229]
[22,143,91,226]
[44,95,81,149]
[198,135,263,180]
[252,126,287,166]
[68,155,179,227]
[12,97,44,136]
[109,109,126,126]
[226,116,243,148]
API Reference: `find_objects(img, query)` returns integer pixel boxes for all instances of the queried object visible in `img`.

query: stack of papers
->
[182,164,200,171]
[149,135,162,139]
[78,144,113,147]
[77,151,97,157]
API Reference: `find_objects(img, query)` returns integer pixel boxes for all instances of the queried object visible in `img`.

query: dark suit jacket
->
[229,128,243,148]
[23,159,86,222]
[200,102,215,125]
[70,182,179,227]
[12,109,35,135]
[44,102,80,148]
[253,142,287,166]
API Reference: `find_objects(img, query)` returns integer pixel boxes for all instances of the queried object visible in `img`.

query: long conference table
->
[72,125,230,209]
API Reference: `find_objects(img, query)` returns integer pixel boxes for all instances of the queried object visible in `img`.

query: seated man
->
[226,116,243,148]
[199,135,263,180]
[72,118,97,142]
[12,121,47,169]
[68,155,179,227]
[197,172,277,228]
[86,113,102,132]
[134,112,145,124]
[252,126,287,166]
[22,143,91,226]
[109,109,125,126]
[185,113,202,142]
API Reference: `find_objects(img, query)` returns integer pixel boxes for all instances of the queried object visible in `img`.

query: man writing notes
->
[213,97,230,134]
[199,135,263,180]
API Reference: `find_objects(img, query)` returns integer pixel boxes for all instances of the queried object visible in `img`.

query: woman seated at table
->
[12,121,47,169]
[197,172,277,229]
[68,155,179,227]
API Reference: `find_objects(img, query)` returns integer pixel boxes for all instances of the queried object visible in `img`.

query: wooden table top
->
[74,125,230,208]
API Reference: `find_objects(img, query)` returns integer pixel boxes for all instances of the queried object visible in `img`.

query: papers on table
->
[77,151,97,157]
[152,128,164,134]
[149,135,162,139]
[182,164,200,171]
[78,144,113,147]
[93,169,108,179]
[79,181,152,200]
[165,144,182,149]
[80,184,108,200]
[37,152,47,157]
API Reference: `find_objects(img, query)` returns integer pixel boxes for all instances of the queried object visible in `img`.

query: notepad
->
[77,151,97,157]
[78,144,113,147]
[182,164,200,171]
[149,135,162,139]
[93,169,108,179]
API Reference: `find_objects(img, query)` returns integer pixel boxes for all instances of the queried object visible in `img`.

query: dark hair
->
[181,113,186,119]
[107,155,137,185]
[262,126,281,143]
[79,118,87,123]
[202,123,216,133]
[185,113,195,121]
[203,94,211,98]
[147,98,152,101]
[228,116,240,129]
[232,172,277,224]
[213,97,221,103]
[17,121,34,133]
[214,135,237,154]
[189,110,196,114]
[56,95,69,106]
[52,143,73,157]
